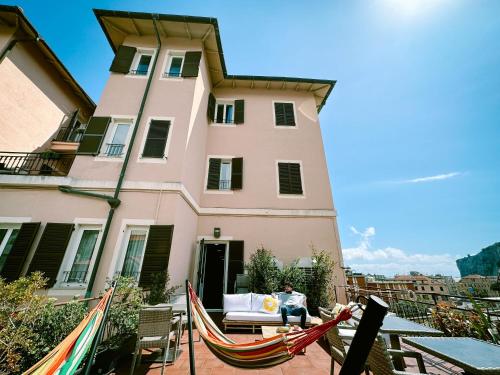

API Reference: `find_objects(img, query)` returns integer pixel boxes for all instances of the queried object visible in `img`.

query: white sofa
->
[222,293,313,332]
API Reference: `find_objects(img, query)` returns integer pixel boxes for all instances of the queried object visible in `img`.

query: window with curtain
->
[67,229,99,283]
[121,230,147,280]
[0,228,20,272]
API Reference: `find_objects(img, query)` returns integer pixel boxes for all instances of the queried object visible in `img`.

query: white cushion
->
[225,311,312,323]
[223,293,251,313]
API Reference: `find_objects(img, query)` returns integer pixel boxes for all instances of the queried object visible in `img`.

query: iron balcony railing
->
[214,118,234,124]
[162,71,181,78]
[338,284,500,341]
[105,143,125,157]
[63,270,88,283]
[53,126,85,143]
[0,152,75,176]
[219,179,231,190]
[129,69,148,76]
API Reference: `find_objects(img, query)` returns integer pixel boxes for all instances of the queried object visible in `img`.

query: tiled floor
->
[117,331,465,375]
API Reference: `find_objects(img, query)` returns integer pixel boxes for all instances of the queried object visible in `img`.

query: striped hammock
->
[23,288,113,375]
[188,283,352,368]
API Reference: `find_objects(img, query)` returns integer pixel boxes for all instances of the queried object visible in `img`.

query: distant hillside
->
[456,242,500,277]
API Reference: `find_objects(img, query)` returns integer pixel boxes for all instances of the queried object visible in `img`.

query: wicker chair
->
[130,307,175,375]
[367,335,427,375]
[319,307,363,375]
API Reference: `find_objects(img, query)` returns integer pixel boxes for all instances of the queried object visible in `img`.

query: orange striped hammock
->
[188,283,352,368]
[22,288,113,375]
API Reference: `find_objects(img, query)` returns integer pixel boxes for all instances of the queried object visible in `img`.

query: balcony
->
[219,179,231,190]
[0,151,75,176]
[62,270,88,284]
[50,124,86,153]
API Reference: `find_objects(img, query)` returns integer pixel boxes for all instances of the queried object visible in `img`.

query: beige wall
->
[0,28,91,152]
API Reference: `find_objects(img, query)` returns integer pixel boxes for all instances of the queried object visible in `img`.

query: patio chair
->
[130,307,175,375]
[319,307,365,375]
[366,335,427,375]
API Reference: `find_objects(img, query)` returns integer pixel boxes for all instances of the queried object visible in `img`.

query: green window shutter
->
[0,222,40,282]
[234,100,245,124]
[231,157,243,190]
[181,51,202,77]
[289,163,303,194]
[278,162,303,194]
[142,120,170,158]
[109,45,137,73]
[77,116,111,155]
[274,102,295,126]
[207,93,216,121]
[227,241,244,294]
[138,225,174,288]
[27,223,74,287]
[207,158,221,190]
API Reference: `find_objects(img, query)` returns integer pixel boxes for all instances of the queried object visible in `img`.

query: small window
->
[219,160,232,190]
[440,287,444,291]
[215,101,234,124]
[0,226,20,272]
[278,162,303,195]
[101,120,132,157]
[120,228,148,281]
[130,51,153,76]
[64,228,100,284]
[164,54,184,77]
[274,102,295,126]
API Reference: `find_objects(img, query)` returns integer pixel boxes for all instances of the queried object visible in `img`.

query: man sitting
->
[275,282,307,329]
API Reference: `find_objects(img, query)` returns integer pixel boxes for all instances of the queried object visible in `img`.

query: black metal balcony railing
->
[105,143,125,157]
[63,270,88,283]
[214,118,234,124]
[53,126,85,143]
[129,69,148,76]
[162,71,181,78]
[338,285,500,341]
[219,179,231,190]
[0,152,75,176]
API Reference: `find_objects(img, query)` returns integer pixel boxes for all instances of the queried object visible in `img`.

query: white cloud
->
[342,226,459,276]
[401,172,462,184]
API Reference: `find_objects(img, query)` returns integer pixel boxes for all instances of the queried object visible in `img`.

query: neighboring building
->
[0,5,94,159]
[394,274,449,302]
[0,9,345,307]
[345,272,414,300]
[458,275,499,297]
[456,242,500,277]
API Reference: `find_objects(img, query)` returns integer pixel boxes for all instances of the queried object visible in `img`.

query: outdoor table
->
[402,337,500,375]
[353,314,442,370]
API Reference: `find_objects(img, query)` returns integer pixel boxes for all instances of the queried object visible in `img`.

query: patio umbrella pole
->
[339,295,388,375]
[186,280,196,375]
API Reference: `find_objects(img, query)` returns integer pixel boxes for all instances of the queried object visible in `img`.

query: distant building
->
[458,275,499,297]
[394,274,449,302]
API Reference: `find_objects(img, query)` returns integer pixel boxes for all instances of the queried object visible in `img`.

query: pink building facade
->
[0,9,345,307]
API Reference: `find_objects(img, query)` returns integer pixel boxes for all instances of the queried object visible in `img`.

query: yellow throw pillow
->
[260,295,280,314]
[331,303,346,317]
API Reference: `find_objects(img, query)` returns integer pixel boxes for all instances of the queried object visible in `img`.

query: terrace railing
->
[0,151,75,176]
[53,125,85,143]
[337,285,500,341]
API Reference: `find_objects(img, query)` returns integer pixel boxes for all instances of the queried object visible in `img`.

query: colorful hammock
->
[187,283,352,368]
[23,288,113,375]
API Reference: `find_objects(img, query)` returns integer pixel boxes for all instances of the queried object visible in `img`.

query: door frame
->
[194,235,232,312]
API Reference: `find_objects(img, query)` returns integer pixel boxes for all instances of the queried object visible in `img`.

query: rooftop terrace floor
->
[116,331,465,375]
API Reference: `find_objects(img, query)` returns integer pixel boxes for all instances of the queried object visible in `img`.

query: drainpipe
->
[82,15,162,298]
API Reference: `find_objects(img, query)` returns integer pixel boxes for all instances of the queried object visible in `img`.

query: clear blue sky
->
[7,0,500,276]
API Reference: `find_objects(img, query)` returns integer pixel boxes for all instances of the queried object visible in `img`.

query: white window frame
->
[272,100,298,129]
[160,50,186,80]
[127,48,156,78]
[0,223,21,266]
[275,159,306,199]
[137,116,174,164]
[204,155,234,195]
[95,116,135,161]
[55,219,105,289]
[213,99,236,125]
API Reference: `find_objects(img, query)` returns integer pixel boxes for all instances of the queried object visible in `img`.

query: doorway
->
[198,242,227,310]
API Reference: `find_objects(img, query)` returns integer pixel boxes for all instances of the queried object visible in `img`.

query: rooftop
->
[93,8,335,112]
